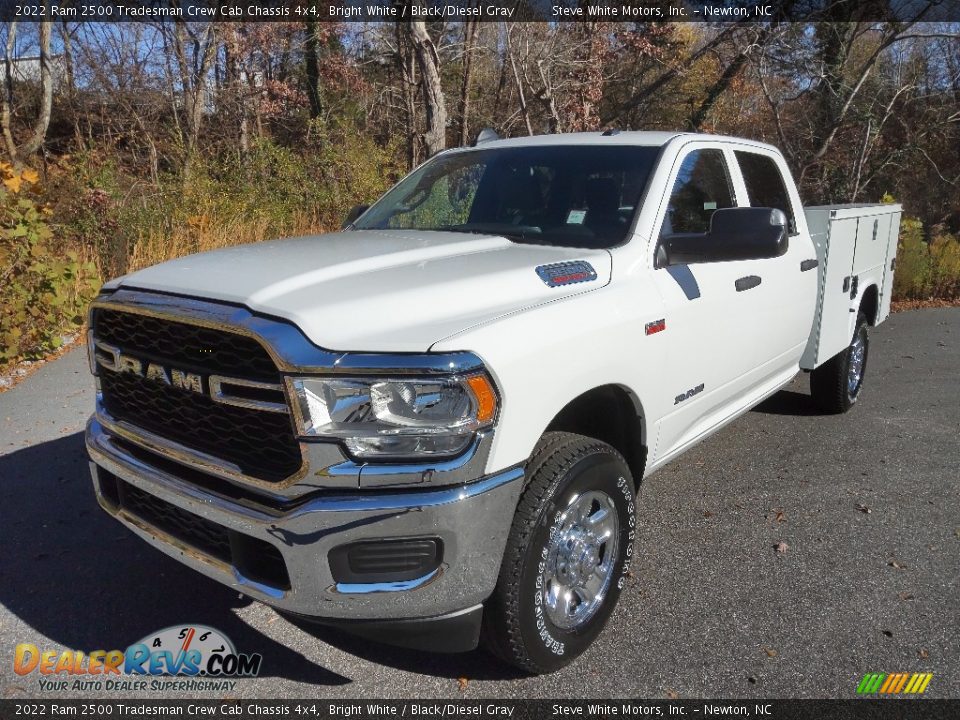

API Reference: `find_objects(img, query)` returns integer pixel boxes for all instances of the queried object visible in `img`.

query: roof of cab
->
[463,130,780,154]
[475,130,684,148]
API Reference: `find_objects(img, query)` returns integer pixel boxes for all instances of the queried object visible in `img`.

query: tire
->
[811,311,869,414]
[482,432,636,674]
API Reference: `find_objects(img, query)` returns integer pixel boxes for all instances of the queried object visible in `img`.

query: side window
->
[734,151,797,234]
[661,149,735,236]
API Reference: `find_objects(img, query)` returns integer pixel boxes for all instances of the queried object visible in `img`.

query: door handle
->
[735,275,762,292]
[800,259,818,272]
[843,275,858,298]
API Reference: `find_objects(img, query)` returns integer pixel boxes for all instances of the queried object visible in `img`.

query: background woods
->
[0,14,959,368]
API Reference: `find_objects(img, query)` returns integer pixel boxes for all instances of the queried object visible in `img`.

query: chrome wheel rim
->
[848,330,866,396]
[541,490,619,630]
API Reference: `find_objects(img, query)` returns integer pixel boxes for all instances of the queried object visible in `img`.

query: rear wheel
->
[811,311,869,414]
[482,432,636,674]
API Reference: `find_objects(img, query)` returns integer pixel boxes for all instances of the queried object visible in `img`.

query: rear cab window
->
[734,150,798,235]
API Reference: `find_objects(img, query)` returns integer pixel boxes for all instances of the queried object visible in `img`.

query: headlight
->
[288,374,498,460]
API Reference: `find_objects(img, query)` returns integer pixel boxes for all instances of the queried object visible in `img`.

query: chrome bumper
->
[86,416,523,620]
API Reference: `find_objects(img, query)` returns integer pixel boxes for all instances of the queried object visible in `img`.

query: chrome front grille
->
[92,308,303,484]
[94,309,279,382]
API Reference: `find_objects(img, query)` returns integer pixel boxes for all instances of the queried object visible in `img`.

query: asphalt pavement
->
[1,308,957,700]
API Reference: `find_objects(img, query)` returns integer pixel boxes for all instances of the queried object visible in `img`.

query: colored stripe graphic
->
[857,672,932,695]
[879,674,896,693]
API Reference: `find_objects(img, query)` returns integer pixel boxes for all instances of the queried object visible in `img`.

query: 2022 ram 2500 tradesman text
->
[85,131,901,673]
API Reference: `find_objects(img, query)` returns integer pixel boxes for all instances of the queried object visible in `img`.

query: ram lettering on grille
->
[92,309,301,483]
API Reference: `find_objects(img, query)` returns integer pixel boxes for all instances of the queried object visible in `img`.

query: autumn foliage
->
[0,18,958,369]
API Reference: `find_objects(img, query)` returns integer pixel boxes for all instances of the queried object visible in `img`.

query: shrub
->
[893,216,931,299]
[0,163,100,364]
[892,214,960,301]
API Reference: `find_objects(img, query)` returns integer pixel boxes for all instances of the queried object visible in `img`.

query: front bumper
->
[86,416,523,628]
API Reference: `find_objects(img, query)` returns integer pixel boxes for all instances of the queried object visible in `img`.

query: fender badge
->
[535,261,598,288]
[645,319,666,335]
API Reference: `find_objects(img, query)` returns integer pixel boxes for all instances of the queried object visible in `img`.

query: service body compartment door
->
[803,215,857,367]
[853,214,891,277]
[801,204,902,370]
[878,210,901,324]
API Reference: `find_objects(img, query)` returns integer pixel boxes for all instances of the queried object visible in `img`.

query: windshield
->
[354,145,661,249]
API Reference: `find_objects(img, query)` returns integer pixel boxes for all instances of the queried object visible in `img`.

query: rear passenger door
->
[732,148,817,376]
[650,144,768,460]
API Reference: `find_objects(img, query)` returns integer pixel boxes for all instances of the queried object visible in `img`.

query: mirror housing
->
[659,207,789,267]
[341,204,370,230]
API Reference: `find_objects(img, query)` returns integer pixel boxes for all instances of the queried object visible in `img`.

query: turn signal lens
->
[466,374,497,423]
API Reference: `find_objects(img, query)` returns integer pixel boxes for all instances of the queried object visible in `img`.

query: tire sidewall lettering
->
[528,463,635,658]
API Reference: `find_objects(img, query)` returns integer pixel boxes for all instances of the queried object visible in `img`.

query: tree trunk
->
[59,21,75,99]
[408,16,447,157]
[395,20,418,168]
[172,21,216,180]
[2,18,54,163]
[1,21,19,162]
[304,16,325,119]
[505,25,533,136]
[457,17,478,146]
[225,24,249,154]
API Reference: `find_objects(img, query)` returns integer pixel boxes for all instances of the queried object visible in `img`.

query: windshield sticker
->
[566,209,587,225]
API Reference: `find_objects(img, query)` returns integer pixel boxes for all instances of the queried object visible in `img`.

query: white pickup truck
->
[85,131,901,673]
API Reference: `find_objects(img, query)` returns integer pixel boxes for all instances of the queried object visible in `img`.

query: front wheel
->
[482,432,636,674]
[811,311,869,414]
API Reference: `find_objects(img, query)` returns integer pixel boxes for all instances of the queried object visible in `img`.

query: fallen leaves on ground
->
[919,649,930,659]
[891,299,960,312]
[888,559,908,570]
[897,591,916,601]
[773,541,789,554]
[665,688,679,700]
[762,647,778,658]
[457,677,469,692]
[856,504,871,514]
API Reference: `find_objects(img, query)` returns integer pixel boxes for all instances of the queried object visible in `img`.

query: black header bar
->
[1,0,958,23]
[0,700,959,720]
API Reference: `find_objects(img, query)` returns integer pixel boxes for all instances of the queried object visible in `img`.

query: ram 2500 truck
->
[85,131,901,673]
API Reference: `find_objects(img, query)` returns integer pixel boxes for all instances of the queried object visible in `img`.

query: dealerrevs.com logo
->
[14,625,262,693]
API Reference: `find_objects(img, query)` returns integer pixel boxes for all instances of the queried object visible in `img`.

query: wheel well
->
[545,385,647,488]
[860,284,879,326]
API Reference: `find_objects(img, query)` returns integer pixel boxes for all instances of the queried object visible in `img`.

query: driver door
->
[650,145,767,462]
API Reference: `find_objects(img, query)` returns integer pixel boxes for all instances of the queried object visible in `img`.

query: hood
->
[116,229,611,352]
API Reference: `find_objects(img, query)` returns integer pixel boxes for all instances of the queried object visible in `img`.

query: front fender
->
[432,281,667,476]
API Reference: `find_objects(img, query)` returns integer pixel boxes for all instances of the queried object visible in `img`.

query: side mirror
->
[659,207,789,267]
[341,204,369,230]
